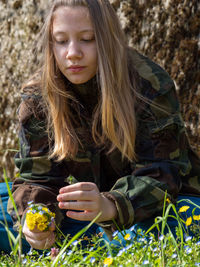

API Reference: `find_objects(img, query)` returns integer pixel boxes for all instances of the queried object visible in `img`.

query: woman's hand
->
[22,220,55,250]
[57,182,117,223]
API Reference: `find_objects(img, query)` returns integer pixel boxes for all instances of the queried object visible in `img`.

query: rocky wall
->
[0,0,199,180]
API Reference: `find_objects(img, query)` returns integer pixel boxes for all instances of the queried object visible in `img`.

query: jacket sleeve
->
[7,94,68,231]
[98,51,192,236]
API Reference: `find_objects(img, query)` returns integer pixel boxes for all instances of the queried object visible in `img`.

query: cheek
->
[53,47,65,64]
[90,47,98,68]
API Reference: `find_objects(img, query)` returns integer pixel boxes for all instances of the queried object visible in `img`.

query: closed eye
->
[81,38,95,42]
[55,40,68,45]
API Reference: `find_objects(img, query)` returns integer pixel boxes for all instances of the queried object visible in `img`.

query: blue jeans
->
[0,182,200,253]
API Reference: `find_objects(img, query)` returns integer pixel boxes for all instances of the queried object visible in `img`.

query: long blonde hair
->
[35,0,139,162]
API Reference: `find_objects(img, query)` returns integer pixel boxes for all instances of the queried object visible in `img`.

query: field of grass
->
[1,174,200,266]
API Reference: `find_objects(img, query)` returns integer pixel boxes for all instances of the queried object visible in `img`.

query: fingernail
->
[57,195,62,201]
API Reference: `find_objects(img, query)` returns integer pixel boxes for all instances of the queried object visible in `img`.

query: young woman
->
[1,0,200,253]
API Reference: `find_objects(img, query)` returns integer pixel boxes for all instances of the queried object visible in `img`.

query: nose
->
[66,41,82,60]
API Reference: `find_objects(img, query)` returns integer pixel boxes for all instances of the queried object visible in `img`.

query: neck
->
[71,76,98,95]
[71,76,99,114]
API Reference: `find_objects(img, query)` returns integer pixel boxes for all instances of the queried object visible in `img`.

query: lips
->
[67,65,85,73]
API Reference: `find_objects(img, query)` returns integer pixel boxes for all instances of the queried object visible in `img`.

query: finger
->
[23,221,53,240]
[66,210,97,221]
[57,190,96,202]
[59,200,96,211]
[23,229,53,241]
[44,232,56,250]
[25,232,55,250]
[49,221,56,231]
[59,182,97,194]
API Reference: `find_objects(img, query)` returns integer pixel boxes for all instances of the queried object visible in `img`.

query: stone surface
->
[0,0,199,180]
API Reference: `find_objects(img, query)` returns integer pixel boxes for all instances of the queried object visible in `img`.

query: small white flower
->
[126,244,133,250]
[61,252,66,259]
[72,240,78,246]
[22,259,27,264]
[67,250,72,255]
[139,237,146,242]
[159,235,164,241]
[117,248,126,257]
[130,225,136,232]
[112,230,119,237]
[39,210,44,215]
[142,260,149,265]
[185,235,192,242]
[90,257,96,263]
[186,247,192,254]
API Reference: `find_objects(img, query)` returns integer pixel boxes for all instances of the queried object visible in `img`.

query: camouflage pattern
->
[8,48,200,236]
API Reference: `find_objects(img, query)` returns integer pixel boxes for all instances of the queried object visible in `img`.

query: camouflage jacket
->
[8,48,200,237]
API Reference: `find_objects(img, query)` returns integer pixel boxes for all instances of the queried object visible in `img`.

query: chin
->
[68,77,91,85]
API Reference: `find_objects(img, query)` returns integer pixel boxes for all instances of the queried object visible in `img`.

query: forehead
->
[52,6,93,33]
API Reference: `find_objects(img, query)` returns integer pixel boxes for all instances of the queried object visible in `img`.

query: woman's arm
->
[97,50,200,236]
[7,94,68,232]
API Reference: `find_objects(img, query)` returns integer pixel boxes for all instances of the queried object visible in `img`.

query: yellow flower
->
[26,213,36,230]
[26,204,55,231]
[193,215,200,221]
[185,217,192,226]
[37,222,48,231]
[50,212,56,218]
[26,213,35,223]
[166,198,171,204]
[178,206,190,213]
[42,207,49,213]
[27,221,35,230]
[35,213,48,223]
[124,233,131,240]
[103,257,113,266]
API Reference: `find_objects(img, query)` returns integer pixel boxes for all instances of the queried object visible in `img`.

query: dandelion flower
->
[104,257,113,266]
[37,222,48,231]
[26,220,35,231]
[178,206,190,213]
[26,213,36,230]
[124,233,131,240]
[26,203,55,231]
[193,215,200,221]
[185,217,192,226]
[42,207,49,213]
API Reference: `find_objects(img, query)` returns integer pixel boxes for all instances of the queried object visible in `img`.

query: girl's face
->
[52,6,98,84]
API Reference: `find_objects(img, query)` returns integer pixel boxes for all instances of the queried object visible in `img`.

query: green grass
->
[1,227,200,267]
[1,172,200,266]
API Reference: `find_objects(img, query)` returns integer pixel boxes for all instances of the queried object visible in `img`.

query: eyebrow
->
[53,29,94,35]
